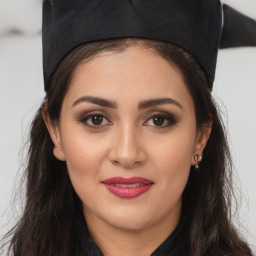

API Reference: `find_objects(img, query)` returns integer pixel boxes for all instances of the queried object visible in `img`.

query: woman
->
[2,0,254,255]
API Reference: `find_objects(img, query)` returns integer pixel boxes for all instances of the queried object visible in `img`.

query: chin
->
[109,217,150,231]
[100,207,153,231]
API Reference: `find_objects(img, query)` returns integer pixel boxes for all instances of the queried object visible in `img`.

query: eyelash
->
[144,112,177,128]
[79,111,177,129]
[79,112,112,129]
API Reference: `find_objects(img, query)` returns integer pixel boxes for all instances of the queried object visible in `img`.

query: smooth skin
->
[44,45,212,256]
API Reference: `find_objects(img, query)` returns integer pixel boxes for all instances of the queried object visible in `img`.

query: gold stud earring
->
[194,154,202,170]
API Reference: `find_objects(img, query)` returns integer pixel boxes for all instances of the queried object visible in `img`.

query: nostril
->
[112,160,120,166]
[108,135,147,168]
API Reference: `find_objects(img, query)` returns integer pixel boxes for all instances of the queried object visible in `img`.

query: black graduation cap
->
[42,1,256,91]
[42,0,222,91]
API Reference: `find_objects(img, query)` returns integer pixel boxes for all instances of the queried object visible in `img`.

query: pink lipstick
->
[102,177,153,199]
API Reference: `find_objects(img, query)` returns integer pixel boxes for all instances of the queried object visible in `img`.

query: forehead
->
[64,45,193,109]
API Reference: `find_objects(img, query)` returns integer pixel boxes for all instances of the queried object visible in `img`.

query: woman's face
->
[45,45,210,234]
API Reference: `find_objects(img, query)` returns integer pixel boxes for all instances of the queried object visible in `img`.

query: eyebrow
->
[72,96,183,110]
[72,96,117,108]
[138,98,183,110]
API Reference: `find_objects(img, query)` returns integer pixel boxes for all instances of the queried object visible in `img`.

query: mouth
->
[101,177,154,199]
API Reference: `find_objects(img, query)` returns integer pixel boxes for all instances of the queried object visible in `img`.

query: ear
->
[191,115,213,165]
[42,104,66,161]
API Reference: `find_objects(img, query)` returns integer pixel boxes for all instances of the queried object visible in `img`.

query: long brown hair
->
[2,39,252,255]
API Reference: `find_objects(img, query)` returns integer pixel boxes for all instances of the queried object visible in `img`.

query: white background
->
[0,0,255,253]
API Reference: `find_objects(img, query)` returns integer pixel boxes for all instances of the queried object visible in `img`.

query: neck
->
[85,211,180,256]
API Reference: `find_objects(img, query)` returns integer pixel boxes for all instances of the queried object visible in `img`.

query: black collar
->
[87,217,190,256]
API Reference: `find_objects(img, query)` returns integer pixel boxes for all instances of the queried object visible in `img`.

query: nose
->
[108,125,147,169]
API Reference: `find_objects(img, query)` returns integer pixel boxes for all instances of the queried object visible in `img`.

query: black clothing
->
[86,217,190,256]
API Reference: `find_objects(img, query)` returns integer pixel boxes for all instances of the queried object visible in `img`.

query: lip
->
[101,176,154,199]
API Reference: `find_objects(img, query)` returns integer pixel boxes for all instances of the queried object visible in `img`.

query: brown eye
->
[79,113,111,128]
[91,115,103,125]
[153,116,165,126]
[144,113,177,128]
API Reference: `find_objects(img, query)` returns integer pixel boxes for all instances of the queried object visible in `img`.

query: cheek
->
[153,128,195,165]
[62,137,106,210]
[150,128,195,191]
[60,125,106,191]
[64,139,94,171]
